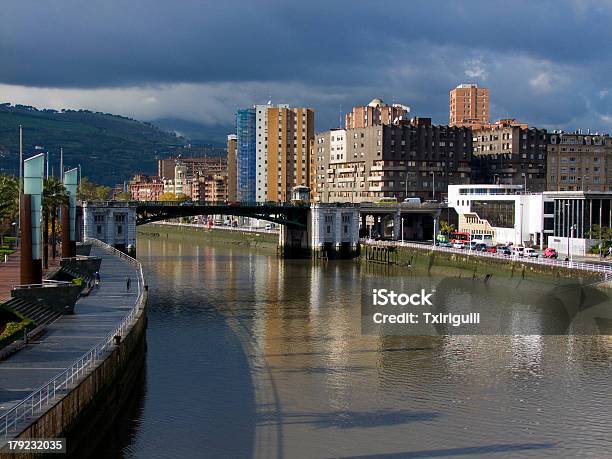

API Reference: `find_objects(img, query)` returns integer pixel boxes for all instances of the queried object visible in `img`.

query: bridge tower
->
[83,201,137,255]
[309,204,360,259]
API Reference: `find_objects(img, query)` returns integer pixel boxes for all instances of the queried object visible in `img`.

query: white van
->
[470,234,494,247]
[512,246,525,257]
[402,197,421,205]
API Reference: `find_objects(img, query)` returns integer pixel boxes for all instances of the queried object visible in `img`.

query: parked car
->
[523,248,539,258]
[438,241,453,248]
[497,246,512,256]
[474,243,488,252]
[468,241,480,250]
[402,197,421,205]
[453,241,466,249]
[543,247,558,259]
[471,234,494,247]
[512,246,526,257]
[486,246,497,253]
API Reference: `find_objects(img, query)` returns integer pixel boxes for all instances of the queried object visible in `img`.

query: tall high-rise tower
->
[236,108,256,202]
[255,104,315,203]
[227,134,237,202]
[449,84,489,127]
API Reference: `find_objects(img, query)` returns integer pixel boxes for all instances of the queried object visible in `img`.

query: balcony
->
[370,165,406,171]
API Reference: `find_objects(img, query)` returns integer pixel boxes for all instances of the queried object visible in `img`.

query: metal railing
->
[364,239,612,276]
[0,238,145,437]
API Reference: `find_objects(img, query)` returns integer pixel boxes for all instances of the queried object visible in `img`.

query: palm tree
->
[0,175,19,245]
[43,177,69,267]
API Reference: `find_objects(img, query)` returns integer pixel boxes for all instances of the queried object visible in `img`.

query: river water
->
[97,235,612,458]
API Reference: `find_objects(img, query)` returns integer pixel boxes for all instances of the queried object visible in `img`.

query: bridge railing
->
[0,238,145,438]
[86,199,311,208]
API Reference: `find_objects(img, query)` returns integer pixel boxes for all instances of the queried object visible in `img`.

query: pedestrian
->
[125,275,131,291]
[608,246,612,259]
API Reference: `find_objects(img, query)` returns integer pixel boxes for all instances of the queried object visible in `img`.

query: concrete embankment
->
[138,223,278,252]
[361,243,606,284]
[0,243,147,458]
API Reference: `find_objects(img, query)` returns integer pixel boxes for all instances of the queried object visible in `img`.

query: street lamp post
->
[570,223,576,262]
[522,173,527,192]
[430,171,435,201]
[599,201,603,258]
[18,125,23,246]
[519,202,524,246]
[401,217,404,243]
[565,202,571,260]
[405,171,408,200]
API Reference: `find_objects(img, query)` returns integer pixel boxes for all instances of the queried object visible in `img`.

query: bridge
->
[135,201,309,228]
[359,202,448,241]
[82,201,361,258]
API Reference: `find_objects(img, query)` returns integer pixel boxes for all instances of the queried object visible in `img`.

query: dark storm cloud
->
[1,0,611,131]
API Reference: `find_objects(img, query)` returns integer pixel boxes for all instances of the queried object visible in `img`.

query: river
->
[96,235,612,458]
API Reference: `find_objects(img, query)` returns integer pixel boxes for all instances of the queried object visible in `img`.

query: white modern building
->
[449,185,612,255]
[448,184,552,247]
[542,190,612,256]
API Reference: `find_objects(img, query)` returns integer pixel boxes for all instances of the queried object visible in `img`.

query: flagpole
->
[60,147,64,181]
[18,125,23,245]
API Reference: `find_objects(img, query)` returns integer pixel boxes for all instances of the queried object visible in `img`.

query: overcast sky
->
[1,0,611,135]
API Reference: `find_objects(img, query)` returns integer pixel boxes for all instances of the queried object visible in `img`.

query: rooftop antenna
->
[339,105,343,128]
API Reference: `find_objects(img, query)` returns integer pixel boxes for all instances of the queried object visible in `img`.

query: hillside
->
[0,103,186,185]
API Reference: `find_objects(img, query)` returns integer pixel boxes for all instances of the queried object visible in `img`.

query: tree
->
[78,177,112,201]
[159,192,190,202]
[439,220,455,235]
[43,177,69,267]
[114,191,131,201]
[0,175,19,242]
[159,192,178,202]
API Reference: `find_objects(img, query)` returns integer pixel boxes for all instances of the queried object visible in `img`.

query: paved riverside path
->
[0,249,20,303]
[0,245,139,414]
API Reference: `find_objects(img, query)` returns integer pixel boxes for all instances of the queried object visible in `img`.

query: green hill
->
[0,103,185,185]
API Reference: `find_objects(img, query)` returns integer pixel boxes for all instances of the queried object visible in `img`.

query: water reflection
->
[113,235,611,458]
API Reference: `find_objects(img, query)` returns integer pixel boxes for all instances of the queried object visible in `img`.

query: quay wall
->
[2,252,148,458]
[361,243,606,284]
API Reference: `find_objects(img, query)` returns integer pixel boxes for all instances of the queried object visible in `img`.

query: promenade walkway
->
[0,245,139,415]
[0,250,20,303]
